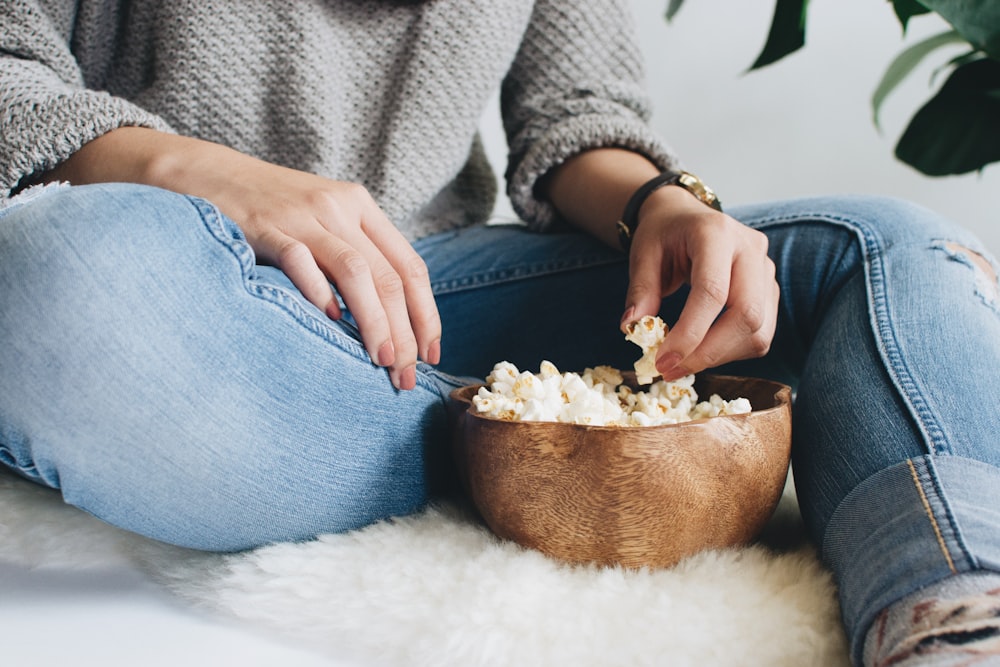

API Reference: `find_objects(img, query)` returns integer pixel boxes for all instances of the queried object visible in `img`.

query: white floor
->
[0,562,353,666]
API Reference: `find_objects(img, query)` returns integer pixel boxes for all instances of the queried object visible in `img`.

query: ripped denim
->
[931,239,999,314]
[1,184,998,665]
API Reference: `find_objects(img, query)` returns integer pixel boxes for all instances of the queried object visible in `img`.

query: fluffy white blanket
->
[0,467,848,666]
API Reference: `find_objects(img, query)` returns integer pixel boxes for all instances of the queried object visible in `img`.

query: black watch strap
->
[616,171,722,252]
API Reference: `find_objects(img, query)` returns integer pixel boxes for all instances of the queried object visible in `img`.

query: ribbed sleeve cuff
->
[505,112,681,232]
[1,90,173,197]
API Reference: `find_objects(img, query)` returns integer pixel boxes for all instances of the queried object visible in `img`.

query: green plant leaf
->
[891,0,931,33]
[665,0,685,22]
[749,0,810,70]
[916,0,1000,58]
[930,49,984,87]
[895,58,1000,175]
[944,50,986,70]
[872,30,965,128]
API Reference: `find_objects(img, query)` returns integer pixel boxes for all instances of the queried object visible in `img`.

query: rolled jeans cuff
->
[821,455,1000,664]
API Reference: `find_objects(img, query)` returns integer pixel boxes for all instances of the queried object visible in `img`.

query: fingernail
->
[392,365,417,391]
[661,368,690,383]
[620,306,636,330]
[325,300,342,320]
[426,339,441,365]
[657,352,682,375]
[377,340,395,367]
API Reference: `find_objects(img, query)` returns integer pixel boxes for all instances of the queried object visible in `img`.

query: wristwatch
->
[616,171,722,252]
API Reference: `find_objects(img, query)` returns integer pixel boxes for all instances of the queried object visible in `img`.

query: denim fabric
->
[728,198,1000,663]
[2,183,998,662]
[0,184,456,550]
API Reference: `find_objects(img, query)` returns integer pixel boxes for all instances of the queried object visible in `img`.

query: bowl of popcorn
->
[449,316,792,569]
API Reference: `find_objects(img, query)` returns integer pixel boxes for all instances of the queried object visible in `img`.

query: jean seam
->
[750,211,948,458]
[182,195,372,365]
[907,458,960,575]
[181,196,469,394]
[915,456,979,571]
[429,254,622,294]
[822,455,1000,666]
[419,366,475,404]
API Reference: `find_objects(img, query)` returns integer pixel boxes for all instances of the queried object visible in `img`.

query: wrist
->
[141,132,238,193]
[42,127,165,186]
[640,182,709,216]
[616,171,722,251]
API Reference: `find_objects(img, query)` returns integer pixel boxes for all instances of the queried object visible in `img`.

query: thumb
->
[621,245,673,331]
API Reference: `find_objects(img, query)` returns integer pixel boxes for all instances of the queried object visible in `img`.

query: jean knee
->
[2,181,199,235]
[836,196,987,256]
[1,182,235,290]
[931,240,1000,314]
[736,194,977,251]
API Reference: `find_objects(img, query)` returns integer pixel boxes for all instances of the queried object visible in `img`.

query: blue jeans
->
[2,183,999,662]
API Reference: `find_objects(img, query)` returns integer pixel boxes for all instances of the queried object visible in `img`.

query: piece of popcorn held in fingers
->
[624,315,666,385]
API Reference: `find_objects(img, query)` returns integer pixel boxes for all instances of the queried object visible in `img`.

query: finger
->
[622,241,670,332]
[315,229,420,390]
[360,209,442,365]
[656,236,734,371]
[306,232,397,372]
[260,229,342,320]
[663,254,778,380]
[363,248,420,389]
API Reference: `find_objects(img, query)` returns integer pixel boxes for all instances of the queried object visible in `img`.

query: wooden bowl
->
[448,374,792,569]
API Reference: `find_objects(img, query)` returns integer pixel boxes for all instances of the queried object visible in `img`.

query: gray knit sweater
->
[1,0,678,239]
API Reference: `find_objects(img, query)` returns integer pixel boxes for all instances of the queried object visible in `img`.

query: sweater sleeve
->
[0,0,172,198]
[500,0,682,231]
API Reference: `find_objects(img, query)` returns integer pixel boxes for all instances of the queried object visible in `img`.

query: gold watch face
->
[678,171,722,210]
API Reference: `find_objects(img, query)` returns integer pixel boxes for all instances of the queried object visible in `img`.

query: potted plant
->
[666,0,1000,176]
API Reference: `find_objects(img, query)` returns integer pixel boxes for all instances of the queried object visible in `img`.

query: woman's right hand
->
[45,127,440,390]
[621,186,779,381]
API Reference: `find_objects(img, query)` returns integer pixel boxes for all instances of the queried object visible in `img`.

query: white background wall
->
[485,0,1000,256]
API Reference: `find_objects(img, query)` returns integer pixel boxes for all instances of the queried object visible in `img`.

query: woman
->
[2,1,998,664]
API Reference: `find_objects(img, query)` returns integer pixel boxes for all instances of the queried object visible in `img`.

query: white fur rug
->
[0,467,848,666]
